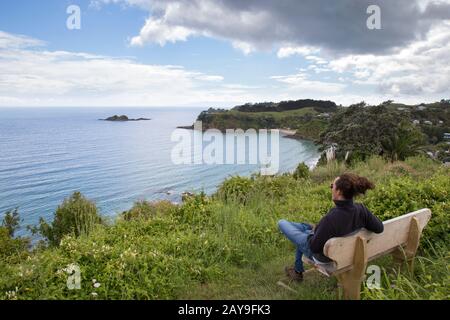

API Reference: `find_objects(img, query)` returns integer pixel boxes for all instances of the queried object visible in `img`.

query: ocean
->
[0,107,320,235]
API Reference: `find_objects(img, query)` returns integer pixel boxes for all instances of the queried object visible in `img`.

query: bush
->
[0,209,29,261]
[293,162,310,180]
[1,208,20,238]
[174,192,212,225]
[121,200,177,221]
[34,192,103,246]
[363,170,450,248]
[216,176,254,203]
[0,158,447,300]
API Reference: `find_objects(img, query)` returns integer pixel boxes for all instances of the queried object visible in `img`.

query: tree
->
[0,209,30,259]
[34,192,102,246]
[319,105,425,162]
[1,208,20,237]
[381,121,426,161]
[293,162,310,180]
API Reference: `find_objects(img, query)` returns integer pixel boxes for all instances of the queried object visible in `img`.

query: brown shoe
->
[285,266,304,282]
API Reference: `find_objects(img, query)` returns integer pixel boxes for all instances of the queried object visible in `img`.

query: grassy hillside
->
[194,100,450,162]
[1,156,448,300]
[197,107,330,141]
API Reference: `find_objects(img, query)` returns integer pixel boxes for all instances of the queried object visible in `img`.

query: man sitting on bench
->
[278,173,384,282]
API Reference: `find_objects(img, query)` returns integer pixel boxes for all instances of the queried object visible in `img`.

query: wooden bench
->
[303,208,432,300]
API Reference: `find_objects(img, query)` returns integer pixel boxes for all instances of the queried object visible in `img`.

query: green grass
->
[0,156,448,300]
[199,108,328,141]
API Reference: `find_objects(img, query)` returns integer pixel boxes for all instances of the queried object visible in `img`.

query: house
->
[412,119,420,125]
[424,120,432,125]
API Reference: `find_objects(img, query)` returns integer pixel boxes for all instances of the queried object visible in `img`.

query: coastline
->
[176,124,319,144]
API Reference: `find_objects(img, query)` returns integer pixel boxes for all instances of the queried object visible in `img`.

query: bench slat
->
[323,208,432,272]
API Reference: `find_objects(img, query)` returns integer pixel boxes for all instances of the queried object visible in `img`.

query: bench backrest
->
[323,208,432,272]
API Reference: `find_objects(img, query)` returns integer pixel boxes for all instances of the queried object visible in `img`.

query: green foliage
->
[0,156,448,300]
[121,200,177,221]
[0,228,29,262]
[362,243,450,300]
[34,192,103,246]
[293,162,310,180]
[216,176,254,203]
[362,169,449,248]
[174,192,212,225]
[381,121,426,162]
[197,108,327,141]
[0,210,29,262]
[232,99,338,113]
[2,208,20,237]
[320,105,425,162]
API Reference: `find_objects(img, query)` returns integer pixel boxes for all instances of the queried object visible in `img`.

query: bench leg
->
[337,273,364,300]
[391,217,421,273]
[336,236,368,300]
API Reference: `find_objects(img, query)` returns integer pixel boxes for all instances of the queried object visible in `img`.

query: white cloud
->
[126,0,274,54]
[95,0,450,55]
[0,31,45,49]
[327,22,450,97]
[0,32,253,107]
[86,0,450,105]
[231,41,255,55]
[130,17,196,46]
[271,73,345,95]
[277,46,320,59]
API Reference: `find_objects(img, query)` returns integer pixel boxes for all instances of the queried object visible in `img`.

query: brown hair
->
[335,173,375,199]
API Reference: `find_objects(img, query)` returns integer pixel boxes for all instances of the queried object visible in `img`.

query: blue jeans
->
[278,219,314,273]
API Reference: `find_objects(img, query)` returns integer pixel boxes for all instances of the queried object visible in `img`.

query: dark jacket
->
[309,199,384,262]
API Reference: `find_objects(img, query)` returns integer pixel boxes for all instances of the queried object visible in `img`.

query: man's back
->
[309,199,384,262]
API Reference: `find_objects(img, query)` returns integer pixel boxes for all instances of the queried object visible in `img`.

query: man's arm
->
[309,214,334,254]
[363,206,384,234]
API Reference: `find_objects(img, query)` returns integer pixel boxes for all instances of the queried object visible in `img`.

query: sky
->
[0,0,449,107]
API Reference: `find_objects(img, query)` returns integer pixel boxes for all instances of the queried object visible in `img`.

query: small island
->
[177,125,194,130]
[101,115,151,122]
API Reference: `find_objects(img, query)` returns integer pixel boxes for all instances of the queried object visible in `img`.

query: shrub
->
[0,209,29,261]
[216,176,254,203]
[34,192,103,246]
[0,228,29,261]
[121,200,177,221]
[174,192,212,225]
[310,160,347,183]
[1,208,20,238]
[0,157,447,300]
[363,170,450,248]
[293,162,310,180]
